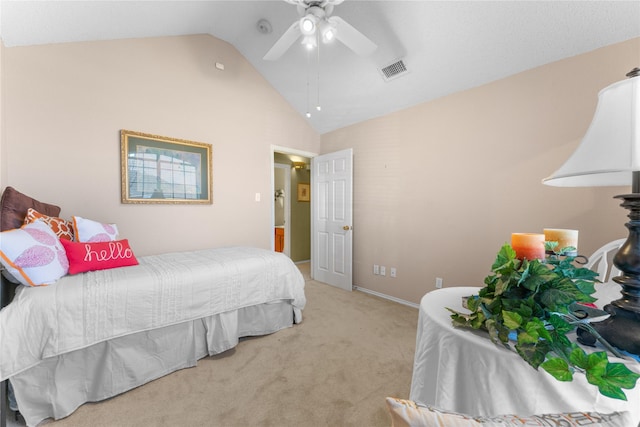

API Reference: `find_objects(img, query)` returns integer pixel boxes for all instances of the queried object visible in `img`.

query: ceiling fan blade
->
[263,21,302,61]
[330,16,377,57]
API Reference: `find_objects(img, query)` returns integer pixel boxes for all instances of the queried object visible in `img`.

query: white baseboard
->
[353,286,419,309]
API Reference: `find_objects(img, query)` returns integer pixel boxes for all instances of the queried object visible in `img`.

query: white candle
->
[544,228,578,255]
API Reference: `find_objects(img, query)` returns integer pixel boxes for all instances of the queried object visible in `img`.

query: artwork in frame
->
[121,130,212,204]
[297,183,310,202]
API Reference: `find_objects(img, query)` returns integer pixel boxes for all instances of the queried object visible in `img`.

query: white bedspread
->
[0,246,305,381]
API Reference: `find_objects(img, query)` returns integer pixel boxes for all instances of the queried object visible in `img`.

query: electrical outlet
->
[435,277,443,288]
[380,266,386,276]
[373,264,380,275]
[390,267,397,278]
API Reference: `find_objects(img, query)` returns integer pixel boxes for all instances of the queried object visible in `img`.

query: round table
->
[409,286,640,423]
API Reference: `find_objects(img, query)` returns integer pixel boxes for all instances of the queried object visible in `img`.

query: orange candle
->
[511,233,546,261]
[544,228,578,255]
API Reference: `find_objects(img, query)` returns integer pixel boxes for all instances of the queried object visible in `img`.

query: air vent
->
[379,59,408,81]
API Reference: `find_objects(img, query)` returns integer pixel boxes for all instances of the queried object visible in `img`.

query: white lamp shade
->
[543,75,640,187]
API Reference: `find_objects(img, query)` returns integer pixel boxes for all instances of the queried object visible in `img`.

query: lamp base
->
[580,193,640,356]
[584,305,640,355]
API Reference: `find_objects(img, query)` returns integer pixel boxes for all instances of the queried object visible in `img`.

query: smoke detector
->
[257,19,273,34]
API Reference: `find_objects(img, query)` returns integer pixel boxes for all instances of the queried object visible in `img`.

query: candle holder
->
[545,250,588,265]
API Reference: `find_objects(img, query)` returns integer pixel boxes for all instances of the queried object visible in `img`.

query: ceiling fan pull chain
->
[306,48,312,118]
[316,31,322,112]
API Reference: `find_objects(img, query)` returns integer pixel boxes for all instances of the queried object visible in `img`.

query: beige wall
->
[1,40,5,187]
[2,33,639,304]
[321,37,640,304]
[1,35,320,255]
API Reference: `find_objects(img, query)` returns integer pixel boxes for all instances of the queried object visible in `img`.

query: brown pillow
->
[0,186,61,231]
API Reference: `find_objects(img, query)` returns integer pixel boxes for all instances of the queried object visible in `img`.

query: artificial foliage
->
[448,243,640,400]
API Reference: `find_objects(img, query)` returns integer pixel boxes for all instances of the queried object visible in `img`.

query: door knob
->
[343,225,351,231]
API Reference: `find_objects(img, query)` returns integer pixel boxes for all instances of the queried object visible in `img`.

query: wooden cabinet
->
[275,227,284,252]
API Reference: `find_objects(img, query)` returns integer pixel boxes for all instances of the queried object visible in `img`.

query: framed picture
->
[297,183,310,202]
[121,130,212,204]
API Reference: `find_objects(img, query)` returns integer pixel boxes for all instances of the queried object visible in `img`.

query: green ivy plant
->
[448,243,640,400]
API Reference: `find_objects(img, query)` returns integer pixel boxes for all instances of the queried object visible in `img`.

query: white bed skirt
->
[10,301,297,427]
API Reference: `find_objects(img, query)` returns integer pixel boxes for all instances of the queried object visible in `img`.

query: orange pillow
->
[60,239,139,274]
[23,208,74,241]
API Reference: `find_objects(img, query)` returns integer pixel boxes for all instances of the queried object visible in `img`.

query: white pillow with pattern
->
[72,216,119,243]
[385,397,632,427]
[0,219,69,286]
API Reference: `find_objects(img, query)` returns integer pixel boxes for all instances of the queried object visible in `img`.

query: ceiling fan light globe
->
[300,15,317,36]
[302,34,317,49]
[318,19,336,43]
[322,25,336,43]
[324,30,335,42]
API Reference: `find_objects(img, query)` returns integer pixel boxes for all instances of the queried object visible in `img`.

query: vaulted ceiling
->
[2,1,639,134]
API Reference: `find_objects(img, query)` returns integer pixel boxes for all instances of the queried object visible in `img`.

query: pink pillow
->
[60,239,139,274]
[0,219,69,286]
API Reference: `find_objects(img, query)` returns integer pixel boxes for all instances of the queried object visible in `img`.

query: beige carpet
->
[27,263,418,426]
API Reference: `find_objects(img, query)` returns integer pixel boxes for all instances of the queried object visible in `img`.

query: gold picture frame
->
[121,130,212,204]
[297,183,310,202]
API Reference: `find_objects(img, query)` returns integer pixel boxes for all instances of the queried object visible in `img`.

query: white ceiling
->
[1,1,639,134]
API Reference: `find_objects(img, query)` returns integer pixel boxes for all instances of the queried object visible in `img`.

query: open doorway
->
[271,146,316,264]
[271,146,354,290]
[274,163,291,257]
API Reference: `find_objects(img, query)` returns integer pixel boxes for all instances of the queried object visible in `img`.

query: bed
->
[0,187,306,426]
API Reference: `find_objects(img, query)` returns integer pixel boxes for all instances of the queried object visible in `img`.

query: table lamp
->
[543,67,640,355]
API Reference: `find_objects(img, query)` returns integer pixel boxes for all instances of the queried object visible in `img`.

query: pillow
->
[60,239,138,274]
[0,219,69,286]
[24,208,74,241]
[384,398,632,427]
[0,186,61,231]
[72,216,119,242]
[1,268,21,284]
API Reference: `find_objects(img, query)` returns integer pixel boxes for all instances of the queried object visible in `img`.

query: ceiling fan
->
[263,0,377,61]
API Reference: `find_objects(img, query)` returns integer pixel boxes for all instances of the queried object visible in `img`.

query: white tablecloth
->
[409,286,640,423]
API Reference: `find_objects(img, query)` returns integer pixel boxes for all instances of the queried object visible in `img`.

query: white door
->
[311,149,353,291]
